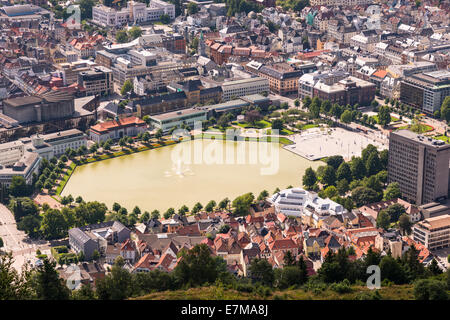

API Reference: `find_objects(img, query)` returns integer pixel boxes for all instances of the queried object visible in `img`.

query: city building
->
[388,130,450,205]
[78,66,113,97]
[412,214,450,250]
[30,129,88,159]
[298,70,376,106]
[257,62,317,96]
[92,0,175,27]
[89,116,147,143]
[0,151,40,186]
[221,77,269,101]
[69,221,131,260]
[0,141,25,166]
[149,107,207,133]
[400,70,450,114]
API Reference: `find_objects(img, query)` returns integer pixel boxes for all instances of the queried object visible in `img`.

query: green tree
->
[350,157,366,180]
[160,13,170,24]
[257,190,269,201]
[379,255,407,284]
[205,200,216,213]
[366,152,382,176]
[120,79,133,96]
[376,210,391,229]
[95,261,132,300]
[248,258,274,286]
[351,186,381,207]
[163,208,175,219]
[440,96,450,122]
[0,253,34,299]
[321,165,336,186]
[218,198,229,210]
[324,185,338,198]
[336,162,352,182]
[192,202,203,214]
[398,214,412,235]
[151,210,160,219]
[232,193,254,216]
[40,209,68,240]
[32,258,70,300]
[340,110,352,124]
[414,279,448,300]
[378,105,391,127]
[302,167,317,190]
[326,155,344,170]
[173,244,224,287]
[17,215,41,238]
[128,26,142,39]
[187,2,199,14]
[9,176,29,197]
[116,30,129,43]
[271,119,283,131]
[336,179,349,195]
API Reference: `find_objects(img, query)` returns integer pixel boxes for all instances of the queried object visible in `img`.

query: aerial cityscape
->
[0,0,449,304]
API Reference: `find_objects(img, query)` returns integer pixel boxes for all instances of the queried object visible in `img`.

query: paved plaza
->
[284,127,388,161]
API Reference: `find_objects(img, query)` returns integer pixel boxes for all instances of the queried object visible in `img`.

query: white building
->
[31,129,88,159]
[149,108,207,133]
[92,0,175,27]
[413,214,450,250]
[221,77,269,101]
[270,187,345,218]
[0,141,25,166]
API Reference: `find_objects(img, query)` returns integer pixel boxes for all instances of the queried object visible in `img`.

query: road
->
[0,203,50,272]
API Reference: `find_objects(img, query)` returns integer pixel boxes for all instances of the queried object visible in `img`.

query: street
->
[0,203,50,272]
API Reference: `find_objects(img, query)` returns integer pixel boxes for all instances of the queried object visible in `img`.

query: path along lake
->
[62,140,322,212]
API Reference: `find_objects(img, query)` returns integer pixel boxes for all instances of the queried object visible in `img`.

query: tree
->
[321,165,336,186]
[427,259,442,276]
[163,208,175,219]
[128,26,142,40]
[0,252,34,299]
[187,2,199,14]
[324,185,338,198]
[440,96,450,122]
[378,105,391,127]
[40,209,68,240]
[173,244,223,287]
[178,205,189,216]
[116,30,129,43]
[376,210,391,230]
[351,186,381,207]
[205,200,216,213]
[32,258,70,300]
[384,203,406,223]
[336,179,349,195]
[379,255,407,284]
[326,155,344,170]
[218,198,229,210]
[245,109,262,124]
[9,197,39,222]
[17,215,41,238]
[366,152,382,176]
[151,210,160,219]
[218,224,230,234]
[160,13,170,24]
[79,0,94,20]
[257,190,269,201]
[248,258,274,286]
[232,193,254,216]
[340,110,352,124]
[9,176,29,197]
[192,202,203,214]
[120,80,133,96]
[336,162,352,182]
[155,129,163,141]
[302,167,317,190]
[271,119,283,131]
[96,261,132,300]
[414,279,448,300]
[112,202,121,212]
[92,250,100,261]
[75,196,83,204]
[398,214,412,235]
[350,157,366,180]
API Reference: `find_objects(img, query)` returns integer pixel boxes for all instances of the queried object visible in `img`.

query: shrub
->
[329,279,352,294]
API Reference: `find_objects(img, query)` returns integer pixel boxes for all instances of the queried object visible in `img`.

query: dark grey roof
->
[69,227,92,244]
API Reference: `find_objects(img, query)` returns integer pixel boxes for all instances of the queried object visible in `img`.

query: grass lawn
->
[280,128,294,135]
[134,284,415,300]
[55,162,76,195]
[235,120,271,129]
[397,124,434,133]
[372,115,400,123]
[434,135,450,143]
[300,123,319,130]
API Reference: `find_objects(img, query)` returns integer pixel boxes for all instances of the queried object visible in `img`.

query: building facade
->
[388,130,450,205]
[221,77,269,101]
[413,214,450,250]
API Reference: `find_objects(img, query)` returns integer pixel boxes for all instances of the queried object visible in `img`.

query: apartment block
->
[388,130,450,205]
[413,214,450,250]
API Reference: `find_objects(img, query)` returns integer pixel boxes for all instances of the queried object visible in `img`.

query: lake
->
[61,140,322,212]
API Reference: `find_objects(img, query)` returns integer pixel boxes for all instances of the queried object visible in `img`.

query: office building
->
[221,77,269,101]
[388,130,450,205]
[413,214,450,250]
[78,66,113,97]
[149,108,207,133]
[400,70,450,114]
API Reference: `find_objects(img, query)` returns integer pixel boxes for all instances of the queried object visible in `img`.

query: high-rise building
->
[388,130,450,205]
[400,70,450,114]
